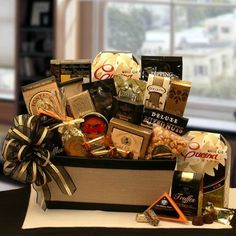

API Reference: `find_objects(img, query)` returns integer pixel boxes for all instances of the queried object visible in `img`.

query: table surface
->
[0,174,236,236]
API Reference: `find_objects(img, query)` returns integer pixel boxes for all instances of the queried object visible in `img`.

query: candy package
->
[177,131,231,207]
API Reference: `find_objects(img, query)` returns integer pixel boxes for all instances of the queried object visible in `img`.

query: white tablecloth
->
[22,187,236,229]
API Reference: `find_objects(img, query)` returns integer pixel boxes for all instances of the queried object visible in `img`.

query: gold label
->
[29,91,54,115]
[111,128,143,159]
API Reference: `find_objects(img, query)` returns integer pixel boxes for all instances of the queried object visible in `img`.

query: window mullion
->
[170,1,174,55]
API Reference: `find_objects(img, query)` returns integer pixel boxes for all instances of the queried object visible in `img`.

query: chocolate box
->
[50,59,91,85]
[112,97,143,125]
[107,118,152,159]
[44,156,176,212]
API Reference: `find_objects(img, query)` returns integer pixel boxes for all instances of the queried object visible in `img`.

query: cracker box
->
[45,156,176,212]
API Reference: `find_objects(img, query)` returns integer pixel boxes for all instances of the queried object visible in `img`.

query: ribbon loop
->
[1,114,76,209]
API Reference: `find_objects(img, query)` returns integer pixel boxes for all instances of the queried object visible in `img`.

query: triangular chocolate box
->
[147,192,188,223]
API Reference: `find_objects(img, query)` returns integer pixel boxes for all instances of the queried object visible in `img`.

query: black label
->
[141,108,188,135]
[171,171,203,217]
[141,56,182,81]
[152,196,179,218]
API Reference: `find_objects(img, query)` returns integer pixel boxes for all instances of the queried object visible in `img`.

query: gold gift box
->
[107,118,152,159]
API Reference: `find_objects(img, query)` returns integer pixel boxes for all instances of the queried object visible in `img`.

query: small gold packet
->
[67,90,95,118]
[58,123,87,157]
[164,79,191,117]
[205,202,235,225]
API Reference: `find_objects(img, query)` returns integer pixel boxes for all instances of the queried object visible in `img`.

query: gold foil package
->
[50,59,91,85]
[114,75,147,103]
[113,75,146,124]
[143,74,191,117]
[107,118,152,159]
[143,209,160,226]
[164,80,191,117]
[67,90,95,118]
[92,51,140,81]
[176,131,231,208]
[82,136,133,159]
[204,202,235,225]
[146,125,188,160]
[136,213,148,223]
[58,120,87,157]
[82,135,112,153]
[90,147,133,159]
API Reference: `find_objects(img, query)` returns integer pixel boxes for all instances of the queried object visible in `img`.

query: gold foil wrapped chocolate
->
[82,136,112,153]
[83,136,133,159]
[114,75,146,103]
[136,213,148,223]
[90,147,132,159]
[58,120,88,157]
[205,202,235,225]
[92,51,140,81]
[144,209,160,226]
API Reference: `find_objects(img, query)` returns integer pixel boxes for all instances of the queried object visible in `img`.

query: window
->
[0,0,15,100]
[194,65,208,76]
[57,0,236,130]
[221,26,230,33]
[83,0,236,129]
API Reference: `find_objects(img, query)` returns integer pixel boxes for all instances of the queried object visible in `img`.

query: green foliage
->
[107,7,152,54]
[185,5,233,28]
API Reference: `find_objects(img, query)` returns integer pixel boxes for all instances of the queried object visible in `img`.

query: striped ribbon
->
[1,114,76,209]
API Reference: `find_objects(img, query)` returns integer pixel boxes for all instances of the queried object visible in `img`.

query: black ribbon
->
[1,114,76,207]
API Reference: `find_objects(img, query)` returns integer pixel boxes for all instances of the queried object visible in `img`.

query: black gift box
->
[112,96,143,125]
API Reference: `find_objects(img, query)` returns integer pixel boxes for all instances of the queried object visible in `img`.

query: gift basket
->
[1,51,234,226]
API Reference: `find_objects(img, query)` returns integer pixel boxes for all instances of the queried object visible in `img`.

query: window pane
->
[0,0,15,100]
[174,5,236,104]
[104,2,171,56]
[97,1,236,122]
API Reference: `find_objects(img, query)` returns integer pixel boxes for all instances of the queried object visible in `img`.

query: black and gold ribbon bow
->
[1,114,76,208]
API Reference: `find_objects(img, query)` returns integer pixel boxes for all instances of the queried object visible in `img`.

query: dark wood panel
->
[0,100,16,124]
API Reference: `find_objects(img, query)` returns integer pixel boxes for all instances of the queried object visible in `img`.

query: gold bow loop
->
[1,114,76,206]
